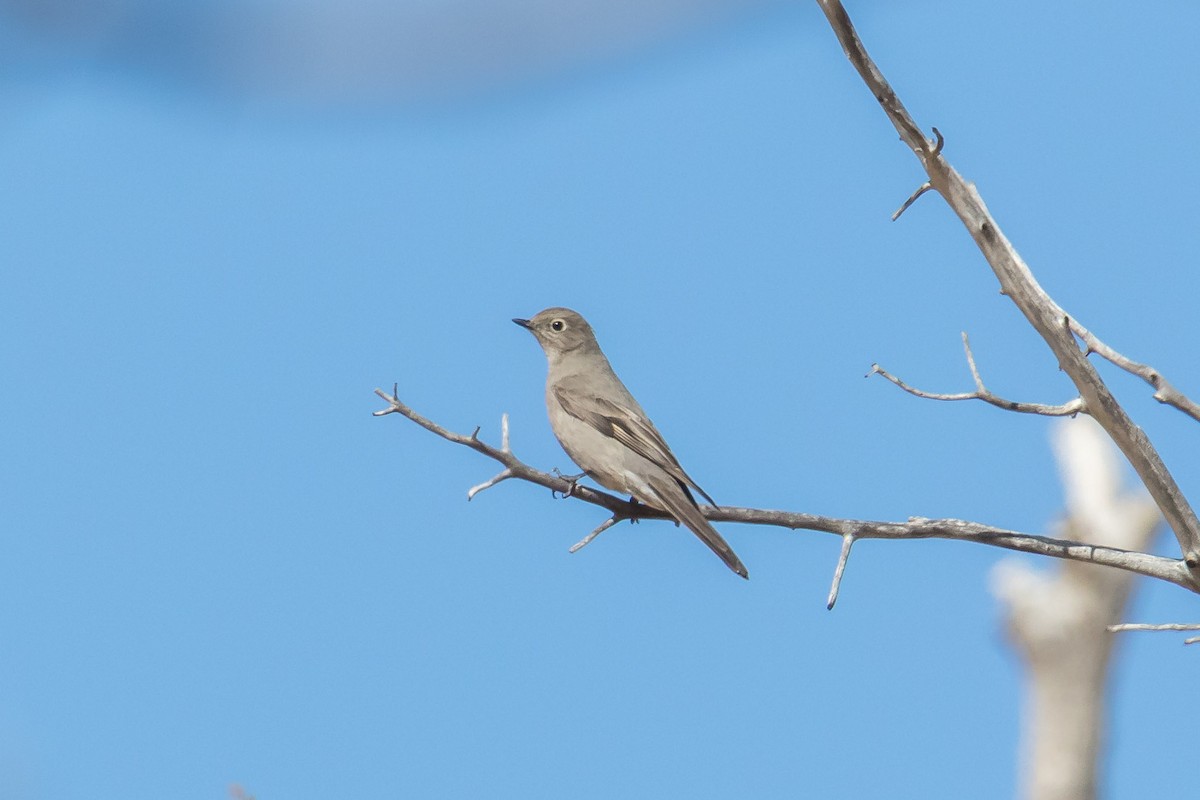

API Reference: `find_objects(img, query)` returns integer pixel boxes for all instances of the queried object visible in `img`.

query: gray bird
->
[514,307,748,579]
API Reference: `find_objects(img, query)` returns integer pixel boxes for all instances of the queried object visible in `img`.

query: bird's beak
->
[512,318,532,329]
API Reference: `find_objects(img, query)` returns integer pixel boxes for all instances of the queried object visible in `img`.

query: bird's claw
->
[552,469,587,499]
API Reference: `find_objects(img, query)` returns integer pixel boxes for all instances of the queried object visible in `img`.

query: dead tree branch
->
[891,180,933,221]
[871,332,1085,417]
[815,0,1200,576]
[373,388,1197,594]
[1107,622,1200,633]
[826,532,856,610]
[1069,320,1200,423]
[1108,622,1200,646]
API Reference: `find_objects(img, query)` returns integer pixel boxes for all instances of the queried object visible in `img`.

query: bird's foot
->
[627,496,641,524]
[552,469,587,499]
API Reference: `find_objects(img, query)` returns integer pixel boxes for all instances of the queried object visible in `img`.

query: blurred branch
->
[993,419,1161,800]
[374,388,1197,594]
[871,332,1085,417]
[815,0,1200,578]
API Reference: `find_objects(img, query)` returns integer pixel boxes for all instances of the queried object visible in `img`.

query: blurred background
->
[1,1,1197,798]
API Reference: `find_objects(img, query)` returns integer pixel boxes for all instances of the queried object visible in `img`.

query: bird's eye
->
[550,319,565,332]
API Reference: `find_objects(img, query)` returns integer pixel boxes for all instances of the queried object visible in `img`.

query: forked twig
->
[871,333,1086,417]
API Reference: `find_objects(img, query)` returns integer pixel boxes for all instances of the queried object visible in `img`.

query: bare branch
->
[1069,320,1200,423]
[816,0,1200,573]
[891,181,933,221]
[826,533,856,610]
[465,412,516,500]
[871,333,1086,417]
[373,386,658,519]
[467,469,514,501]
[1108,622,1200,633]
[1109,622,1200,646]
[569,515,621,553]
[870,363,977,402]
[375,389,1198,594]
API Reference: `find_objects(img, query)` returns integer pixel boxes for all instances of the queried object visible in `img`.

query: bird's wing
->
[552,380,717,506]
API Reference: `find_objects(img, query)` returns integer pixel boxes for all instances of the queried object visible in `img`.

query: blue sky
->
[1,2,1198,798]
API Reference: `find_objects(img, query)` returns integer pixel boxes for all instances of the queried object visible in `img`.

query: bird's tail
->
[644,475,749,579]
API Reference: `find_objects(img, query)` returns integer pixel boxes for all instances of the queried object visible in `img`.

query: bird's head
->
[512,307,599,358]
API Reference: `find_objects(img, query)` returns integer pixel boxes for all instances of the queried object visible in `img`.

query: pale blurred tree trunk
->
[993,419,1160,800]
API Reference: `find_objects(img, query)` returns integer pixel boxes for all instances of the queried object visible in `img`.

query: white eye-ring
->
[550,319,565,332]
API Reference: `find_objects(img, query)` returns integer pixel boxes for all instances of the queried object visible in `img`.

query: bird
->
[513,307,748,579]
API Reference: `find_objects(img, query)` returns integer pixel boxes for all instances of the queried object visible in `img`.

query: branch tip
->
[826,532,857,610]
[467,468,513,501]
[960,332,985,391]
[372,386,402,416]
[891,181,934,221]
[569,515,620,553]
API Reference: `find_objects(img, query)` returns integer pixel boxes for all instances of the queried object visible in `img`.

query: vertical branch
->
[991,419,1160,800]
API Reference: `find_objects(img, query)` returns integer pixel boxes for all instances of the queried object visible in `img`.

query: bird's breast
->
[546,392,639,496]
